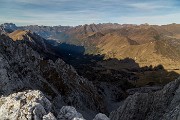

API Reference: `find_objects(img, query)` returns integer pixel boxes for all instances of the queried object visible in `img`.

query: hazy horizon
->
[1,22,180,27]
[0,0,180,26]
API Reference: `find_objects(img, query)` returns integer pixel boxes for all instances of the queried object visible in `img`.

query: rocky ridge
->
[0,30,106,119]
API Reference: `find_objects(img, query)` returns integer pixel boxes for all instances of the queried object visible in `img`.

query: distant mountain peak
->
[1,23,17,31]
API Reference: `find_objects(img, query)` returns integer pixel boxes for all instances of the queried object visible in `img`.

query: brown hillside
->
[9,30,32,41]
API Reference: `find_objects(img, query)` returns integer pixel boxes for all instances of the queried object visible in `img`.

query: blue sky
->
[0,0,180,26]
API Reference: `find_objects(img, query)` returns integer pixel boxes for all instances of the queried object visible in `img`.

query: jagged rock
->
[0,89,95,120]
[43,113,57,120]
[57,106,85,120]
[0,89,114,120]
[110,77,180,120]
[0,90,53,120]
[93,113,110,120]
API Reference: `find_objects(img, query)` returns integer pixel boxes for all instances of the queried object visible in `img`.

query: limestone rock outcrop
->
[0,90,55,120]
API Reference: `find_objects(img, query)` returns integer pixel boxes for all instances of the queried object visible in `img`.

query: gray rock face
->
[110,77,180,120]
[0,90,55,120]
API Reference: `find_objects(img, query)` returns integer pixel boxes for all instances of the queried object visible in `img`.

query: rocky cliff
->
[110,77,180,120]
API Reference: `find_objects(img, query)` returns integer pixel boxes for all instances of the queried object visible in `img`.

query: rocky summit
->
[0,90,109,120]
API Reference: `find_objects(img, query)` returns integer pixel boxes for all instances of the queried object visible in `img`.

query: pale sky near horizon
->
[0,0,180,26]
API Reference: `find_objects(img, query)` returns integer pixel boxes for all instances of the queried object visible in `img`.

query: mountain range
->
[0,23,180,120]
[2,23,180,72]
